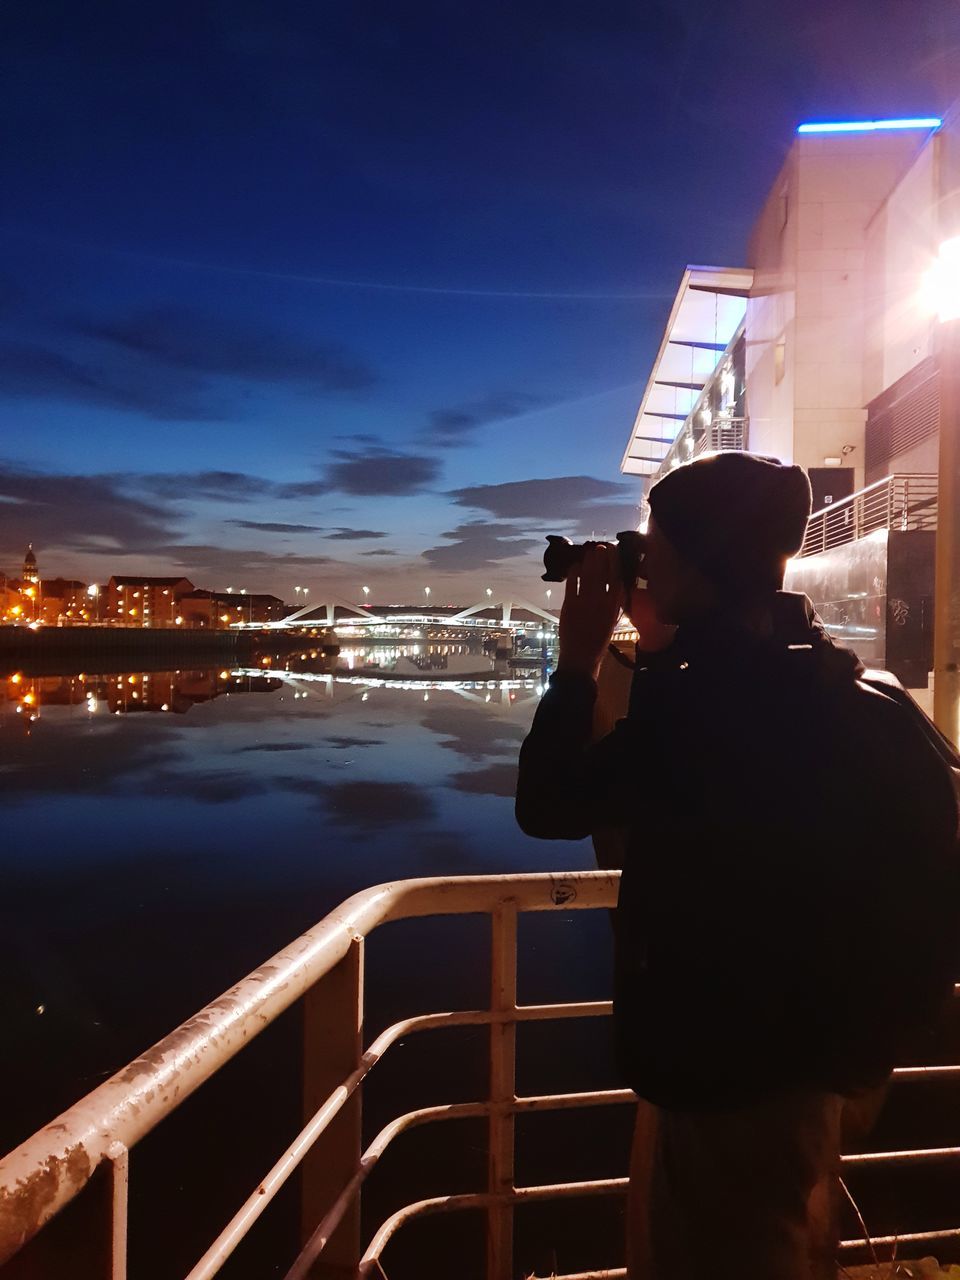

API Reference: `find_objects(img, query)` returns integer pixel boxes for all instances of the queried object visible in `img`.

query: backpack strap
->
[858,669,960,771]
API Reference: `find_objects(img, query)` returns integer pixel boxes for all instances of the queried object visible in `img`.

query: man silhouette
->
[516,452,959,1279]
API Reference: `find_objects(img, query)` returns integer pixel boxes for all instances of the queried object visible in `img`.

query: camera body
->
[541,530,645,584]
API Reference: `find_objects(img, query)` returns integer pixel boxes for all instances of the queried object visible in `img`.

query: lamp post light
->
[486,587,493,599]
[932,234,960,742]
[87,582,100,625]
[362,585,370,602]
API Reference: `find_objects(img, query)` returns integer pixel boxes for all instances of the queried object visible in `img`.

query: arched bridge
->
[237,595,559,634]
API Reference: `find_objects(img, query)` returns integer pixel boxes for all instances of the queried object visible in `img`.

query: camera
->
[541,530,646,584]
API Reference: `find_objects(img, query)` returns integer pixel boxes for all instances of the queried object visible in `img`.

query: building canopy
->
[621,265,752,478]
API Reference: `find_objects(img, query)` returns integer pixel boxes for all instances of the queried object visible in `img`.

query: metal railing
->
[799,473,938,558]
[655,415,749,480]
[0,871,629,1280]
[3,869,960,1279]
[695,415,748,456]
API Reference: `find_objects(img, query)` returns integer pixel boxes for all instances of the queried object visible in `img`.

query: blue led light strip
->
[798,118,942,134]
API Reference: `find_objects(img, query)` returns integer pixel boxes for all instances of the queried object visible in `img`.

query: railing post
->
[301,936,364,1279]
[488,901,518,1280]
[1,1147,127,1279]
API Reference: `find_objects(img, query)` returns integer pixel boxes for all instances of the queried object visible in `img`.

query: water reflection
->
[0,642,582,1135]
[0,640,614,1280]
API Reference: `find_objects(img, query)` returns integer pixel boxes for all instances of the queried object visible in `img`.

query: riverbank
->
[0,625,331,675]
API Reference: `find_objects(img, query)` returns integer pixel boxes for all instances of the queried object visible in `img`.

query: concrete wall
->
[746,153,797,462]
[863,141,938,407]
[747,129,931,485]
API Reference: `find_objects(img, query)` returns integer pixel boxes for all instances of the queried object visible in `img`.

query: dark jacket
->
[516,593,960,1109]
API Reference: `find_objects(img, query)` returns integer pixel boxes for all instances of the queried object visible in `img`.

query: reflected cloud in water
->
[0,642,599,1164]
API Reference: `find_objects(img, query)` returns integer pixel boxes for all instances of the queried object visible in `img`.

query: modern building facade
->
[623,111,960,685]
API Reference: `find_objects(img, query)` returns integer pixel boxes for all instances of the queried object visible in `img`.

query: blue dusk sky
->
[2,1,959,602]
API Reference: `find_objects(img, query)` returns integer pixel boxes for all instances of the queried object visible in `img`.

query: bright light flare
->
[921,236,960,323]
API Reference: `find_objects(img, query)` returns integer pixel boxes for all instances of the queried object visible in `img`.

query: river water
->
[0,643,627,1279]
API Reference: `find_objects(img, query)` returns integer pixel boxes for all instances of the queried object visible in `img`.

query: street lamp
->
[545,588,552,604]
[485,587,493,598]
[87,582,100,625]
[424,586,431,602]
[362,585,370,601]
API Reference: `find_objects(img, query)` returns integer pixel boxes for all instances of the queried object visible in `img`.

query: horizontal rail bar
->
[840,1224,960,1250]
[359,1177,629,1274]
[841,1145,960,1167]
[0,870,620,1265]
[892,1063,960,1078]
[289,1087,636,1277]
[551,1271,626,1280]
[191,1003,620,1278]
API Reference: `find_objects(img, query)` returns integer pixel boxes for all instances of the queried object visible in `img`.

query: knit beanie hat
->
[646,452,812,594]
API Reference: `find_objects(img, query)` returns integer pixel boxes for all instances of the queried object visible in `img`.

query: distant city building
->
[105,576,195,628]
[178,589,286,629]
[38,578,89,625]
[1,557,288,631]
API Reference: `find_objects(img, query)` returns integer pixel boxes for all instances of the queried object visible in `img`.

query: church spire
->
[22,544,38,584]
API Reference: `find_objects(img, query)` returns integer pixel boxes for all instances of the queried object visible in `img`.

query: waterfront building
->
[105,576,194,628]
[37,578,89,625]
[177,589,286,628]
[623,111,957,686]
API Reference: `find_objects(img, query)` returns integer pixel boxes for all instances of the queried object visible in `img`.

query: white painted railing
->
[2,870,960,1278]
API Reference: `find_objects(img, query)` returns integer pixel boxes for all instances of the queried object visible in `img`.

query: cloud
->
[150,768,268,804]
[361,549,399,557]
[448,763,519,797]
[72,305,378,392]
[423,391,546,447]
[448,475,640,536]
[228,520,326,533]
[134,448,439,505]
[0,343,222,420]
[0,463,176,556]
[323,527,387,540]
[277,777,435,827]
[138,472,277,501]
[276,479,331,498]
[0,721,182,800]
[154,543,332,581]
[422,705,525,762]
[320,448,441,497]
[235,742,315,753]
[422,521,539,572]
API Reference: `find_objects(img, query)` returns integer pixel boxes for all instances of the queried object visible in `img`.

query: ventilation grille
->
[865,357,939,485]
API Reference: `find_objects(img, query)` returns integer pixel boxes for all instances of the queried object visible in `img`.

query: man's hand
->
[556,542,624,679]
